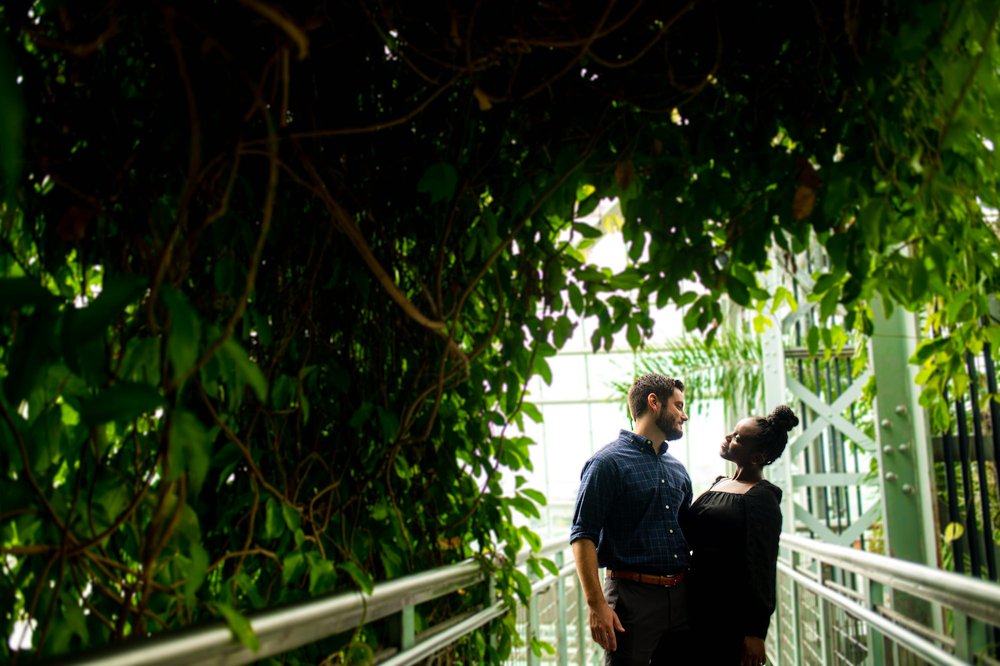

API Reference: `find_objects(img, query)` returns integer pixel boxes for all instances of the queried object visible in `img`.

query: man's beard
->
[656,408,684,441]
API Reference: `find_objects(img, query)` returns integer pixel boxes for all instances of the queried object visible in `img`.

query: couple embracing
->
[570,373,798,665]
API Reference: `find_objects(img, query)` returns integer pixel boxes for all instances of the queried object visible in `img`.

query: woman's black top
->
[683,477,783,639]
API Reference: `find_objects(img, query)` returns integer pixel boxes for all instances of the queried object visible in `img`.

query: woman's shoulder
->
[749,479,783,503]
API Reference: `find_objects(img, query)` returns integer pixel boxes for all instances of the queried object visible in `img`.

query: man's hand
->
[588,601,625,652]
[741,636,767,665]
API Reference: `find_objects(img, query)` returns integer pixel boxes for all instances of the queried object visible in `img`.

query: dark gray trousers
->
[602,577,693,666]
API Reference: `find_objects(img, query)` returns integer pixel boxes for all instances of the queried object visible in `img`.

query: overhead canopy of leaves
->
[1,0,998,661]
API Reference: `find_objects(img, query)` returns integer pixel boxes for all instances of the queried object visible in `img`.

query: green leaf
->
[416,162,458,203]
[530,637,557,657]
[807,326,820,357]
[377,406,399,440]
[520,401,543,423]
[572,222,603,239]
[4,307,57,405]
[520,526,542,552]
[567,283,584,314]
[69,275,148,341]
[520,488,547,505]
[508,496,540,519]
[812,271,842,295]
[943,522,964,543]
[552,315,574,348]
[626,321,641,348]
[532,355,552,385]
[725,275,750,307]
[510,568,532,602]
[819,286,841,321]
[349,402,374,429]
[264,497,284,539]
[222,339,268,401]
[162,286,201,384]
[0,39,25,197]
[213,255,236,294]
[79,382,165,426]
[282,503,301,532]
[337,560,375,595]
[308,556,336,593]
[215,602,260,653]
[168,408,211,492]
[184,542,210,605]
[539,557,560,577]
[0,278,56,311]
[282,552,306,584]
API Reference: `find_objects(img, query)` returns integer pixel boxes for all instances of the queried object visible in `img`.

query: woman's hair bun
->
[768,404,799,433]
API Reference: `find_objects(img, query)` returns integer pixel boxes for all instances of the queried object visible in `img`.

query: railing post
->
[576,575,587,666]
[816,562,831,664]
[555,551,569,666]
[387,606,415,652]
[489,573,498,653]
[865,579,885,666]
[789,549,804,666]
[769,567,783,666]
[528,568,540,666]
[954,611,989,663]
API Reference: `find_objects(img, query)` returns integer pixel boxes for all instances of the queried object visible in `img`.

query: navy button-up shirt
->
[570,430,692,574]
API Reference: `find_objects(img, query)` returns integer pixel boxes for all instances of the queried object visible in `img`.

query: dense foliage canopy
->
[2,0,999,661]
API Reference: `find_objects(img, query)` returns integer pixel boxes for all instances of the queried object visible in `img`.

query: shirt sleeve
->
[569,456,616,546]
[743,483,783,638]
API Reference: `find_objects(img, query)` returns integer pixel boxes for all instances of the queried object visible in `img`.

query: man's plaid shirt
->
[570,429,692,574]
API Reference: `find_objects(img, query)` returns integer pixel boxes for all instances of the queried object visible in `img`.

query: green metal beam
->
[869,301,940,631]
[868,302,938,567]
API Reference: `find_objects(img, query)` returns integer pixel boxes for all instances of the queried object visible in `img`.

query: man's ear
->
[646,392,659,411]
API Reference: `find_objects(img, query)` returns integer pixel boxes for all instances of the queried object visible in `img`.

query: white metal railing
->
[771,532,1000,666]
[47,530,1000,666]
[45,537,591,666]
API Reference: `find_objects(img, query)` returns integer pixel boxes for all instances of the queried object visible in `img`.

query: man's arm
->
[571,538,624,652]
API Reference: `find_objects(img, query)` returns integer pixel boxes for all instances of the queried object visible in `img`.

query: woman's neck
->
[732,465,762,483]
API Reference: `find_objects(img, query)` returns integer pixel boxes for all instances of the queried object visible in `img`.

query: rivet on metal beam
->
[897,443,910,454]
[895,405,908,416]
[881,418,893,429]
[882,445,895,454]
[902,484,915,495]
[885,472,898,482]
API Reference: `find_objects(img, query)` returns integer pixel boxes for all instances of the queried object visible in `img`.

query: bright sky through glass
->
[506,207,736,537]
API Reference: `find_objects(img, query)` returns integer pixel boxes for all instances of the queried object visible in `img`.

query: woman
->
[683,404,799,666]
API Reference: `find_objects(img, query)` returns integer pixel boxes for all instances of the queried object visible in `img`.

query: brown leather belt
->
[607,569,686,588]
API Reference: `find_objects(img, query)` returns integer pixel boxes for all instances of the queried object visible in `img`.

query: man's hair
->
[628,374,684,420]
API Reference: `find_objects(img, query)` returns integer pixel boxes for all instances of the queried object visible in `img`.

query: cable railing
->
[44,537,593,666]
[772,533,1000,666]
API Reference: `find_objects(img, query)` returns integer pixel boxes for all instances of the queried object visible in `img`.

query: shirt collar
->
[618,429,667,455]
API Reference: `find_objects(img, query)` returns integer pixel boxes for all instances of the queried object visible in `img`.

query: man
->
[570,374,693,665]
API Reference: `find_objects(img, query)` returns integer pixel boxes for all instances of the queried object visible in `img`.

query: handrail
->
[50,537,573,666]
[780,533,1000,626]
[378,603,508,666]
[777,561,968,666]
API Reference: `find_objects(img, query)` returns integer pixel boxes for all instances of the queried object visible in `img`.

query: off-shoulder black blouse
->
[682,478,783,639]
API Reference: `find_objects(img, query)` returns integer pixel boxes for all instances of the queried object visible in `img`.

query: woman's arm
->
[743,484,783,639]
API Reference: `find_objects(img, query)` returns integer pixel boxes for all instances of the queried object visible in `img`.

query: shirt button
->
[665,505,670,509]
[674,554,678,558]
[661,479,665,483]
[670,529,674,534]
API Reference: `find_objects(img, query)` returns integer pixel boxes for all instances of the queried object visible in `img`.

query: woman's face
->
[720,417,765,466]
